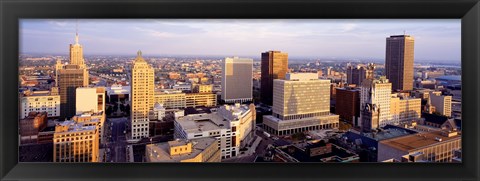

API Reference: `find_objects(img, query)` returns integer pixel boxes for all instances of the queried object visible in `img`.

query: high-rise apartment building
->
[385,35,414,91]
[346,63,375,86]
[360,77,392,131]
[130,51,155,141]
[263,73,339,135]
[221,57,253,103]
[53,121,99,162]
[76,87,105,114]
[261,51,288,105]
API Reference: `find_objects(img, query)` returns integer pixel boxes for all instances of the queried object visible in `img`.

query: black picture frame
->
[1,0,479,181]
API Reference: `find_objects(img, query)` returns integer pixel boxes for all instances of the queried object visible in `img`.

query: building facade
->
[174,104,255,159]
[346,63,375,86]
[130,51,155,141]
[75,87,105,114]
[20,88,60,119]
[53,121,99,162]
[430,92,452,117]
[221,57,253,103]
[385,35,415,91]
[335,87,360,126]
[378,131,461,162]
[261,50,288,106]
[360,77,392,130]
[390,93,422,125]
[263,73,339,135]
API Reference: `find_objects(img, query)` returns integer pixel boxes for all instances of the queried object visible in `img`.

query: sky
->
[20,19,461,62]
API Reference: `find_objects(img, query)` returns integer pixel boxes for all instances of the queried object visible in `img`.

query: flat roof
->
[379,131,460,151]
[146,137,216,162]
[176,113,229,134]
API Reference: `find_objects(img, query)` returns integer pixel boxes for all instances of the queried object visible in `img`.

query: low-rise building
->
[378,131,461,162]
[174,104,255,159]
[53,121,99,162]
[20,87,60,119]
[145,138,220,162]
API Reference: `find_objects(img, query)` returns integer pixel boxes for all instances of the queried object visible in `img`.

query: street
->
[106,117,128,162]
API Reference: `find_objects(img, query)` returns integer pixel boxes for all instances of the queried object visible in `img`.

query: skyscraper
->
[69,33,86,68]
[58,32,89,120]
[58,66,89,120]
[385,35,414,91]
[360,77,392,131]
[261,51,288,106]
[221,57,253,103]
[346,63,375,86]
[130,50,154,141]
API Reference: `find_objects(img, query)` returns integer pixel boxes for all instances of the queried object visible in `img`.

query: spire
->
[134,50,145,62]
[137,50,142,58]
[75,20,79,44]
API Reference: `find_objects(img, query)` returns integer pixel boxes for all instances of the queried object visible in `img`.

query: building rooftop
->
[276,141,359,162]
[56,120,96,133]
[379,131,460,151]
[176,113,229,134]
[146,137,216,162]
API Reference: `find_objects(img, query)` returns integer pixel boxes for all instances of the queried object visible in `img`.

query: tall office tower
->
[261,51,288,105]
[385,35,415,91]
[58,65,89,120]
[263,73,339,136]
[53,121,99,162]
[58,33,89,120]
[69,32,86,68]
[130,51,155,141]
[75,87,106,114]
[360,76,392,131]
[221,57,253,103]
[346,63,375,85]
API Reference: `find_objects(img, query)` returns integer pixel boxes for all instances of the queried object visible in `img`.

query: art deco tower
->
[69,32,86,69]
[385,35,414,91]
[261,51,288,106]
[58,32,89,120]
[130,50,155,141]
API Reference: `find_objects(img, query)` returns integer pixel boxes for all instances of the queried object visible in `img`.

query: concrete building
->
[378,131,461,162]
[261,50,289,106]
[263,73,339,136]
[430,92,452,117]
[20,87,60,119]
[390,93,421,125]
[53,121,99,162]
[174,104,256,159]
[130,51,155,141]
[385,35,415,91]
[221,57,253,103]
[360,77,392,131]
[335,87,360,126]
[75,87,105,115]
[346,63,375,86]
[145,138,221,162]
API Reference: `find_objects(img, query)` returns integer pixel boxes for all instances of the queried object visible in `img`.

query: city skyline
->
[20,19,460,63]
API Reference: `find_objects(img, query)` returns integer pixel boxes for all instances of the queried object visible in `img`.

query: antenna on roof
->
[75,19,79,44]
